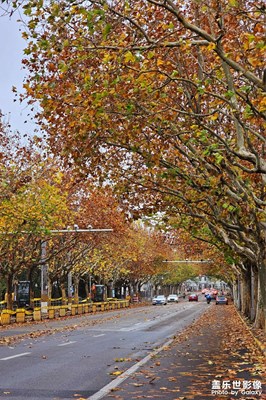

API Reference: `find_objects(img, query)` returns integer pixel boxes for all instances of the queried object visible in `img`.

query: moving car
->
[167,294,179,303]
[188,293,198,302]
[152,295,167,305]
[216,295,228,305]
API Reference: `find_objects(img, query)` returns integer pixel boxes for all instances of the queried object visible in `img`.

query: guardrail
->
[0,298,130,326]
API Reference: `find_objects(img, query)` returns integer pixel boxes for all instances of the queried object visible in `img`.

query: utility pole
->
[41,240,49,314]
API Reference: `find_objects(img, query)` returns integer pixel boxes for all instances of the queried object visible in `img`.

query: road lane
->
[0,298,207,399]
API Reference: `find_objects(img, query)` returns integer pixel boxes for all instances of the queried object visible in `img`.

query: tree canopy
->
[1,0,265,328]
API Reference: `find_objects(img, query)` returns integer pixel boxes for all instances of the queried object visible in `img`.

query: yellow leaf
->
[124,51,135,63]
[111,370,123,376]
[207,42,216,51]
[157,58,164,66]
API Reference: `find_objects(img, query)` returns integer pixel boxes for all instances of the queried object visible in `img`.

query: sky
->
[0,11,38,136]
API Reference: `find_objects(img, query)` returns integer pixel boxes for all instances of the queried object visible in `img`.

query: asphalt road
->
[0,298,207,400]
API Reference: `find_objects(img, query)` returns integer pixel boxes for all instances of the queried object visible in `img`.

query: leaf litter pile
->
[106,305,265,400]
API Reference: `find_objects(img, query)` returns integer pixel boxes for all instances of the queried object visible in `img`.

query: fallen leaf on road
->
[110,370,123,376]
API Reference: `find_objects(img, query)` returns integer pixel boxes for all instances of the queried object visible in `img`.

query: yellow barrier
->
[0,298,129,326]
[32,298,41,307]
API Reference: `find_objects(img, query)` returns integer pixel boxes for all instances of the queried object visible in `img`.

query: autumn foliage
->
[0,1,265,329]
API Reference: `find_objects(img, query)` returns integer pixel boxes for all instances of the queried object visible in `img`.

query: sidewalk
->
[103,304,265,400]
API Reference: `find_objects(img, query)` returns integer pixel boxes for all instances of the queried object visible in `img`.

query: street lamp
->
[162,259,213,263]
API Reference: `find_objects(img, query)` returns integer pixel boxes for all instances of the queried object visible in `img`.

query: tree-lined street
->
[0,0,265,398]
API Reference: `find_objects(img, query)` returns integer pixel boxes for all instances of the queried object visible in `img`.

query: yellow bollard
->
[59,308,66,317]
[33,310,41,321]
[48,308,55,319]
[84,304,89,313]
[71,305,77,316]
[16,309,25,323]
[1,312,11,325]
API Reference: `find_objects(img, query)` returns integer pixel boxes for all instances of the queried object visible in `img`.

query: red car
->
[188,293,198,302]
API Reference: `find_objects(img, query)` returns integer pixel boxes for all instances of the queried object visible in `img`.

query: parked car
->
[167,294,179,303]
[188,293,198,302]
[152,295,167,305]
[216,295,228,305]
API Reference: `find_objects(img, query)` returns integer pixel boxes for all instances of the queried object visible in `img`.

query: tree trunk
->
[254,258,266,331]
[5,274,13,310]
[240,267,251,318]
[84,276,89,298]
[60,281,67,305]
[73,276,79,304]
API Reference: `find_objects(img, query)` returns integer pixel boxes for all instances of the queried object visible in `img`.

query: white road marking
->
[120,327,135,332]
[93,334,105,337]
[0,352,31,361]
[87,338,174,400]
[58,341,77,346]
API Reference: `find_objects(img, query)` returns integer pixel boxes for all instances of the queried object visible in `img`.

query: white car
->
[152,295,167,305]
[167,294,179,303]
